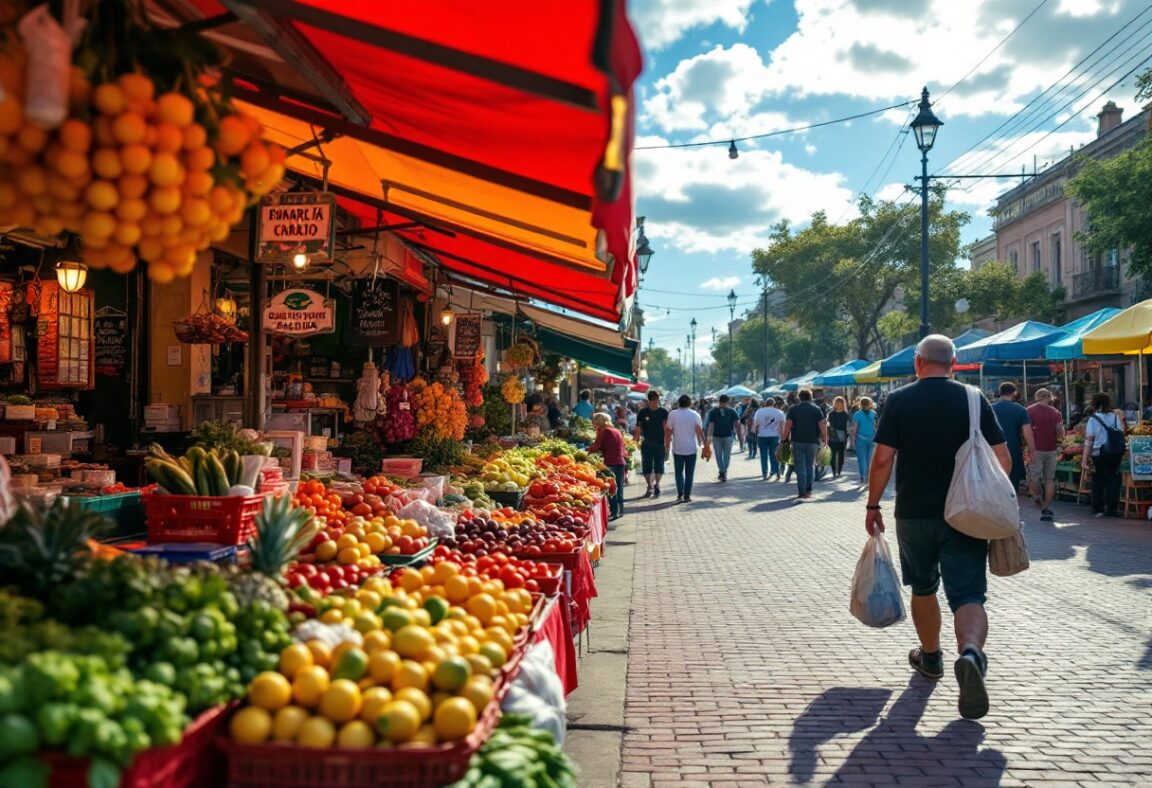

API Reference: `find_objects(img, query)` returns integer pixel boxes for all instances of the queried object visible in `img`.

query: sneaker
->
[909,647,944,679]
[683,496,692,503]
[954,649,989,720]
[642,488,653,499]
[653,485,661,498]
[761,475,768,481]
[720,473,727,482]
[675,494,683,503]
[801,492,812,499]
[1040,508,1053,521]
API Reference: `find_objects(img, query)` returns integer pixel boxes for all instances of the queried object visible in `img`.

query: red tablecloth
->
[533,595,578,695]
[570,547,597,634]
[589,495,608,553]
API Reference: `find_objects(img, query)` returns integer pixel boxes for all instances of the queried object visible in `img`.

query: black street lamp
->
[635,216,655,275]
[690,318,698,399]
[727,289,737,386]
[910,87,943,339]
[758,274,769,389]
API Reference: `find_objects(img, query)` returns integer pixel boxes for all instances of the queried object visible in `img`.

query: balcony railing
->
[1071,265,1120,301]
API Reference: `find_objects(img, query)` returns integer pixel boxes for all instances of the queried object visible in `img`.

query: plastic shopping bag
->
[850,533,906,628]
[776,439,792,466]
[816,445,832,467]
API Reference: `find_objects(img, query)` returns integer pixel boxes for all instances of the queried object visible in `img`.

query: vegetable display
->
[450,714,576,787]
[145,444,259,497]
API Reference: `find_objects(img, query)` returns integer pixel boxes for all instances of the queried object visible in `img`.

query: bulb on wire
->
[291,251,309,271]
[728,140,739,159]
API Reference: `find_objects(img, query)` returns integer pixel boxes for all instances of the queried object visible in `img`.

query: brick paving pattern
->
[620,454,1152,787]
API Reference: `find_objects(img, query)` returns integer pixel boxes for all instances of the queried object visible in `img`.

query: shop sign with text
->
[262,289,335,337]
[255,192,336,263]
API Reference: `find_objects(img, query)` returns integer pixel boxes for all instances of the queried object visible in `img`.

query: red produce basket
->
[381,456,423,478]
[42,704,230,788]
[144,493,265,545]
[219,696,502,788]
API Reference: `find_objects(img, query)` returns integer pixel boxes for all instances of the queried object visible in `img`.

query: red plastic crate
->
[42,704,230,788]
[144,493,265,545]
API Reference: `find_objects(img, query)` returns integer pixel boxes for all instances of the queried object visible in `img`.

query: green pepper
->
[67,708,106,757]
[36,702,78,746]
[86,757,122,788]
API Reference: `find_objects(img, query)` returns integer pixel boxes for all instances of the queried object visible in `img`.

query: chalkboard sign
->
[453,313,482,358]
[94,311,127,377]
[350,279,399,346]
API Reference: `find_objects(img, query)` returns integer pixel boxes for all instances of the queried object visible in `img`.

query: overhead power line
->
[634,101,915,151]
[936,0,1053,103]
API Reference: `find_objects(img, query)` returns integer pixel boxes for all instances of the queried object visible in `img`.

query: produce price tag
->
[27,437,41,453]
[1130,436,1152,481]
[399,402,410,410]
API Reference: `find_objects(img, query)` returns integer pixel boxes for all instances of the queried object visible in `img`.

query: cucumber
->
[208,453,231,496]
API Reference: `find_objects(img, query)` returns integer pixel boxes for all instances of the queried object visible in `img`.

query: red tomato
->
[490,551,509,565]
[396,535,415,553]
[297,563,319,577]
[331,578,349,590]
[525,579,540,592]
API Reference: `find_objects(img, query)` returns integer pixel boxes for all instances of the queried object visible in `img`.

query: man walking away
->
[705,394,743,482]
[634,391,669,498]
[780,389,827,500]
[866,335,1009,720]
[752,398,786,480]
[665,394,705,503]
[852,397,879,483]
[991,382,1034,492]
[1026,388,1064,521]
[573,389,594,420]
[743,400,760,459]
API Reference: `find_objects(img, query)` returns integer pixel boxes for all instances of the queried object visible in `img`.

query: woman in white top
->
[1082,392,1125,517]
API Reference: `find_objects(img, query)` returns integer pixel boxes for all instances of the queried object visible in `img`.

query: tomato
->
[523,545,541,557]
[331,578,349,590]
[525,579,540,593]
[490,551,509,565]
[297,563,319,577]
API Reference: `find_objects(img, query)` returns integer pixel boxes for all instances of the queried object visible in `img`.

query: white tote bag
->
[944,386,1021,540]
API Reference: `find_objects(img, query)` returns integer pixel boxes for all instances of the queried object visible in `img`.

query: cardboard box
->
[4,405,35,421]
[144,404,181,422]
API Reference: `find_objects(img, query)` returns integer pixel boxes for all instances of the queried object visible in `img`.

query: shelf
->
[305,378,356,384]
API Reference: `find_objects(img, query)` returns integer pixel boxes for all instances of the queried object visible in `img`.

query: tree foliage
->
[751,195,969,359]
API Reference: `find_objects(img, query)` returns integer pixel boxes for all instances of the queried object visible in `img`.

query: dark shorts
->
[895,518,987,612]
[640,442,666,475]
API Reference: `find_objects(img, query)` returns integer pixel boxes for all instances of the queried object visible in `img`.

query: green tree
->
[642,346,686,393]
[1066,67,1152,281]
[752,195,969,359]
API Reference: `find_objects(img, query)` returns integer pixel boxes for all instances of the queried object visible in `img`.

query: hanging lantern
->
[55,260,88,293]
[215,293,237,321]
[440,306,456,326]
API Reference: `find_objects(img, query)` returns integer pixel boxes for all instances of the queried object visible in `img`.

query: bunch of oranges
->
[410,379,468,441]
[293,479,350,529]
[0,59,283,283]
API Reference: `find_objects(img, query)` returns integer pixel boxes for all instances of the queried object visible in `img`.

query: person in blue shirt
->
[573,389,594,420]
[851,396,879,483]
[990,382,1034,491]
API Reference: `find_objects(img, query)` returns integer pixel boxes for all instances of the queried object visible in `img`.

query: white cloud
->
[628,0,760,51]
[701,276,741,291]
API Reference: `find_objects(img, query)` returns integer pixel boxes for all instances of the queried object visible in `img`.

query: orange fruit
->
[92,147,122,179]
[85,180,118,211]
[216,114,252,156]
[17,165,46,195]
[120,144,152,175]
[458,678,494,714]
[248,671,293,711]
[156,92,195,127]
[58,119,92,153]
[0,97,23,135]
[16,123,47,153]
[112,111,147,145]
[153,122,183,153]
[180,197,211,227]
[82,211,116,240]
[359,686,393,724]
[394,687,432,721]
[229,706,272,744]
[240,142,270,177]
[375,699,421,743]
[444,575,470,603]
[115,198,147,223]
[391,660,429,692]
[392,625,435,660]
[464,594,497,625]
[149,186,181,214]
[368,649,401,684]
[306,639,333,668]
[295,716,336,748]
[149,151,183,187]
[184,170,213,197]
[118,73,155,105]
[182,123,208,151]
[432,697,477,741]
[118,173,149,199]
[431,656,472,692]
[93,83,128,115]
[147,261,176,284]
[113,222,141,246]
[336,719,374,748]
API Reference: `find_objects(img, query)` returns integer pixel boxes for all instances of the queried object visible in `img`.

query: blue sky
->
[628,0,1151,360]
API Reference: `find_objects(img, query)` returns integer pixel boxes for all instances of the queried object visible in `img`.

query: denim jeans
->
[792,442,819,495]
[673,453,697,497]
[758,436,780,477]
[608,464,625,518]
[712,436,734,475]
[855,435,875,480]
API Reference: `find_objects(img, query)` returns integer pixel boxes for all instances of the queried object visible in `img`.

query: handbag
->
[944,386,1021,540]
[988,527,1030,577]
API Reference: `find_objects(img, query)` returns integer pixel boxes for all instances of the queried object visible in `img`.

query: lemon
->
[433,697,477,741]
[295,716,336,748]
[391,660,429,692]
[394,687,432,722]
[392,625,435,660]
[431,656,473,692]
[359,687,393,725]
[331,647,369,682]
[459,678,494,715]
[368,650,401,684]
[279,643,314,679]
[248,671,293,711]
[230,706,272,744]
[336,719,375,748]
[479,642,507,669]
[292,665,330,708]
[318,679,362,724]
[375,700,421,743]
[362,630,392,653]
[381,607,414,632]
[410,724,438,746]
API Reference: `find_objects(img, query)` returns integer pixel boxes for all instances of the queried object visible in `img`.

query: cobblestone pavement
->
[618,452,1152,787]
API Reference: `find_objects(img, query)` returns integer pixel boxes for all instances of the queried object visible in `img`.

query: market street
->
[613,456,1152,787]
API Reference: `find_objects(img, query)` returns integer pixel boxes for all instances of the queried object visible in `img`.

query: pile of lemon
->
[0,62,284,283]
[229,564,535,749]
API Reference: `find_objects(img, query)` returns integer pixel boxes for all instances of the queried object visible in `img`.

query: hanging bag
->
[849,532,906,628]
[988,526,1030,577]
[1090,413,1126,457]
[944,386,1021,540]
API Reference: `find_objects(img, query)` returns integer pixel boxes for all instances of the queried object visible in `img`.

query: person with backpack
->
[1082,391,1126,518]
[864,335,1009,720]
[705,394,743,482]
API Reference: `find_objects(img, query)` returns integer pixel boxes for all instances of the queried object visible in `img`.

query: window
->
[1008,249,1019,274]
[1107,248,1119,267]
[1051,232,1062,284]
[1032,241,1041,274]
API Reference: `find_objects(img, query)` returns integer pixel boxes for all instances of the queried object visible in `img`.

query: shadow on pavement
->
[788,678,1008,785]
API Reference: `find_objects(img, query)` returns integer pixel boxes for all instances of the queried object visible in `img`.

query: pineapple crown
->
[0,500,114,595]
[247,494,317,578]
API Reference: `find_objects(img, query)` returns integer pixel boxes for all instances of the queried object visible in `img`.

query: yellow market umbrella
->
[1081,299,1152,355]
[854,361,883,384]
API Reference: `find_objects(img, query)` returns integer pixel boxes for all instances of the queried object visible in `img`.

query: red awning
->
[175,0,642,321]
[631,382,651,393]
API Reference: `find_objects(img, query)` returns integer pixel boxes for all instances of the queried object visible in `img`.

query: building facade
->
[968,234,997,270]
[991,101,1150,320]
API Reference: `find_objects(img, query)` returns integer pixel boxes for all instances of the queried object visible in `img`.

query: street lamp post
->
[910,87,943,340]
[759,275,769,389]
[727,289,737,386]
[690,318,698,399]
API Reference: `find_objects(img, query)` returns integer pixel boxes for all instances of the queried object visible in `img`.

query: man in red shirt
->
[1026,388,1065,521]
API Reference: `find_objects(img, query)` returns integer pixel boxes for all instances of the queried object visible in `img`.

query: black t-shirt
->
[875,377,1006,519]
[636,407,669,444]
[786,402,825,443]
[705,407,740,438]
[828,410,850,441]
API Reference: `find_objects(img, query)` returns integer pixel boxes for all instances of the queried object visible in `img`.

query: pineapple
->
[0,500,113,595]
[229,494,317,611]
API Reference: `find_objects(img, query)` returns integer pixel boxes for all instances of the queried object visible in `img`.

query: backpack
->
[1091,413,1126,457]
[944,386,1020,540]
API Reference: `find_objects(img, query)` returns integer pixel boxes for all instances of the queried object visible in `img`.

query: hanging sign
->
[1130,436,1152,481]
[262,289,336,337]
[255,192,337,263]
[94,309,127,377]
[350,279,399,346]
[452,313,482,358]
